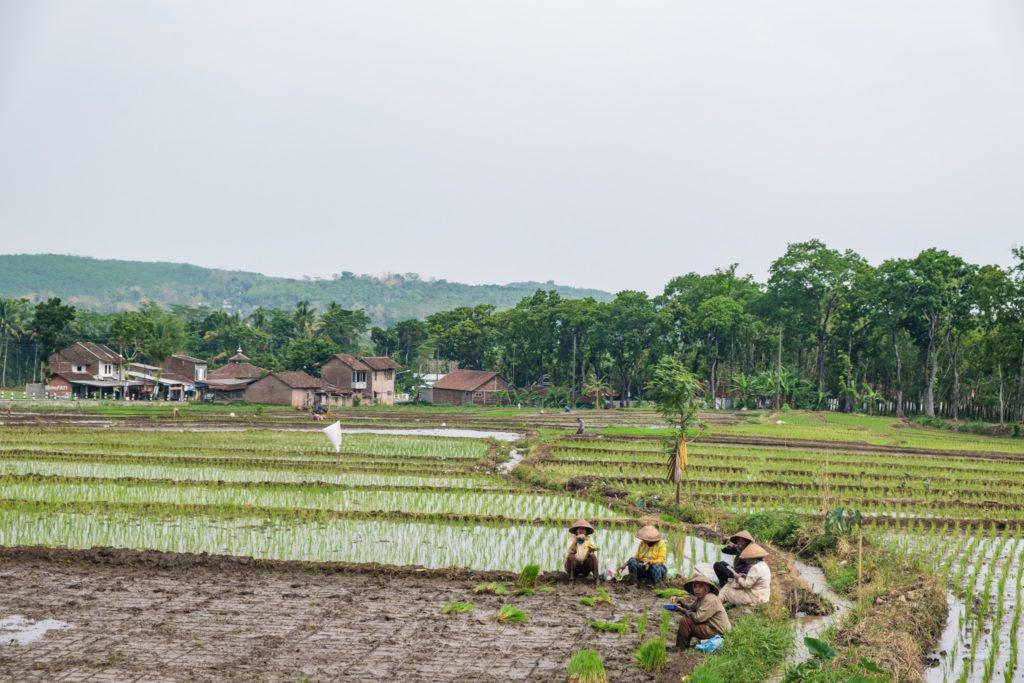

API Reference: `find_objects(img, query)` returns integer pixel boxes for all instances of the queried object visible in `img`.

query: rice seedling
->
[635,612,649,641]
[441,600,474,614]
[589,620,627,635]
[495,605,528,624]
[566,648,608,683]
[633,638,667,673]
[517,563,541,590]
[658,610,671,640]
[579,587,612,607]
[474,582,510,596]
[653,588,685,599]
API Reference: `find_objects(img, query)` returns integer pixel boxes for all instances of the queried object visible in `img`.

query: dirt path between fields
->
[0,547,685,683]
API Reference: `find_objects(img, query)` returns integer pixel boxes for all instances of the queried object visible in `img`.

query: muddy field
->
[0,547,692,683]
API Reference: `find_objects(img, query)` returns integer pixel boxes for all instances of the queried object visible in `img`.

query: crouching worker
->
[618,525,668,585]
[719,542,771,606]
[671,575,732,648]
[713,529,755,587]
[565,519,598,580]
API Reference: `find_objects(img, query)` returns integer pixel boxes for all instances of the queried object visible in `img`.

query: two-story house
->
[321,354,401,405]
[362,357,400,405]
[46,342,127,398]
[162,354,207,399]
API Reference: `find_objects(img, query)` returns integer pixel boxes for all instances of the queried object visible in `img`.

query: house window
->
[385,370,393,379]
[74,365,86,373]
[353,371,366,383]
[102,364,113,375]
[196,367,206,381]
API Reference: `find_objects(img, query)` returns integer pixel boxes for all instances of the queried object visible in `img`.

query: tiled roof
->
[362,356,401,371]
[327,354,371,372]
[228,352,250,362]
[170,354,207,365]
[432,369,503,392]
[60,342,125,364]
[50,371,96,383]
[208,361,266,380]
[268,372,344,394]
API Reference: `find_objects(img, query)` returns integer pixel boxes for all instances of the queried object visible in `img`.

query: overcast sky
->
[1,1,1022,294]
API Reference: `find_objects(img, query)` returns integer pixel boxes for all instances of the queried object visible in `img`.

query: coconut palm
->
[582,372,610,410]
[0,298,32,388]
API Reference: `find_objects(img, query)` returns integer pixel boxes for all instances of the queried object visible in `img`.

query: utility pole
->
[774,327,782,411]
[571,333,576,408]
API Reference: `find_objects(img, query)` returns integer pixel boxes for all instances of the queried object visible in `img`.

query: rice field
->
[529,420,1024,683]
[0,425,717,574]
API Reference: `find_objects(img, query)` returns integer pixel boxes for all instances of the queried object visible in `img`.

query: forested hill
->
[0,254,612,324]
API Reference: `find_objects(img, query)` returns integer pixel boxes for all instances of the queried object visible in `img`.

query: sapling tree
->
[648,357,704,504]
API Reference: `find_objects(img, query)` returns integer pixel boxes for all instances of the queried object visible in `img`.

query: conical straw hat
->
[729,530,755,544]
[569,519,595,534]
[682,574,720,595]
[636,525,662,542]
[739,542,768,559]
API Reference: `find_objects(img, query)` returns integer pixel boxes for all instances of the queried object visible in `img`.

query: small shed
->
[430,370,508,406]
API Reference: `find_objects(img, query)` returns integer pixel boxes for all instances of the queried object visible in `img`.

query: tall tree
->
[32,298,77,371]
[767,241,868,403]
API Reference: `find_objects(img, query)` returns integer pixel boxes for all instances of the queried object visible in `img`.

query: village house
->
[429,369,508,406]
[204,349,266,401]
[243,371,350,409]
[46,342,127,399]
[362,356,400,405]
[124,362,191,401]
[159,356,205,397]
[321,354,402,405]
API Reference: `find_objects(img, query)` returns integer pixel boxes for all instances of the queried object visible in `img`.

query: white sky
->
[1,1,1022,293]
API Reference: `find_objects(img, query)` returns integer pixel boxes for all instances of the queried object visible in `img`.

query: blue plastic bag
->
[695,635,724,653]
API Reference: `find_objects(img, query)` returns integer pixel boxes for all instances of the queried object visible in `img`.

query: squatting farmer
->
[618,524,668,585]
[565,519,598,580]
[670,574,732,648]
[719,542,772,606]
[713,529,756,587]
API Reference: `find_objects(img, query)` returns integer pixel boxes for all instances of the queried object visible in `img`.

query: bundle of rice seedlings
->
[653,588,686,598]
[579,587,613,607]
[566,648,608,683]
[589,620,627,635]
[473,582,510,595]
[517,563,541,590]
[658,611,672,640]
[441,601,475,614]
[635,613,649,641]
[633,638,667,673]
[495,605,529,624]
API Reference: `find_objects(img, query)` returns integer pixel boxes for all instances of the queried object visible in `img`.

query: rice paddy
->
[527,414,1024,683]
[0,424,718,573]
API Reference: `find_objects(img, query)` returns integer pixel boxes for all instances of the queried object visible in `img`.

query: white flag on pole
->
[322,420,342,453]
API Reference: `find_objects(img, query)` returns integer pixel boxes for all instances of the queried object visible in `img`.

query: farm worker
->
[671,574,732,648]
[618,525,668,585]
[719,543,771,606]
[713,529,755,587]
[565,519,598,580]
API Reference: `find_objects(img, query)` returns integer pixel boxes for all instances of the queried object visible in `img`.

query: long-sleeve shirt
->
[567,538,597,564]
[678,593,732,635]
[720,559,771,605]
[633,540,667,566]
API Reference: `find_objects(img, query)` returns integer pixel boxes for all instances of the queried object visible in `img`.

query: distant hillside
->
[0,254,612,325]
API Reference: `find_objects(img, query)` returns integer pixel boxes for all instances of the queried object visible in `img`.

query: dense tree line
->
[2,242,1023,424]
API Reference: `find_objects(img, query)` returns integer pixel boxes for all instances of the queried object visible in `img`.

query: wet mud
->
[0,547,690,682]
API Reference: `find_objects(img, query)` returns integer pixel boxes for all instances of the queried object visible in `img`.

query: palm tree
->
[292,300,321,340]
[729,372,753,409]
[0,299,32,388]
[582,372,610,410]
